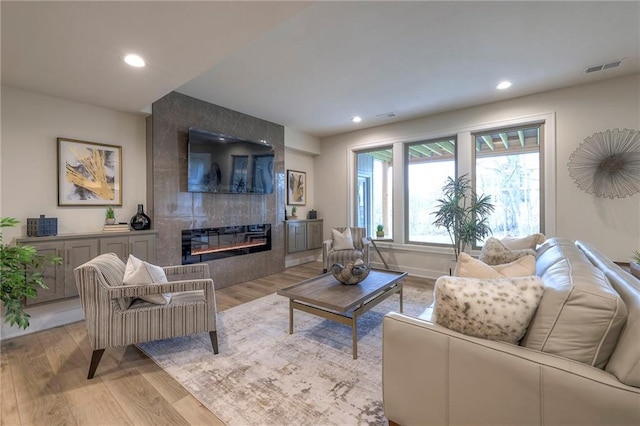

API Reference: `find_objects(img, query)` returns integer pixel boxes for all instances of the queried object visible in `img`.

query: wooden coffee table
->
[277,269,407,359]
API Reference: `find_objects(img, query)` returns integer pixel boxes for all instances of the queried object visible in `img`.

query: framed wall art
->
[287,169,306,205]
[57,138,122,206]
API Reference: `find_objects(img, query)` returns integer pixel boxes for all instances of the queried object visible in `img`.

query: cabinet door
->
[64,240,98,298]
[99,236,129,261]
[306,221,324,250]
[129,234,157,263]
[287,222,307,253]
[24,241,65,306]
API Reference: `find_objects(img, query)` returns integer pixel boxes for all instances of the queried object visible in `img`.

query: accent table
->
[277,268,407,359]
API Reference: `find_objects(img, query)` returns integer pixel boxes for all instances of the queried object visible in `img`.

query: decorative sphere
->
[330,259,370,285]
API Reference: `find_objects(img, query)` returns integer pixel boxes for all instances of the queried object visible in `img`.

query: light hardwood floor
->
[1,262,434,426]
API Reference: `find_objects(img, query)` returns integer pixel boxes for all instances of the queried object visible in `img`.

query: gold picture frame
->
[287,169,306,206]
[57,138,122,206]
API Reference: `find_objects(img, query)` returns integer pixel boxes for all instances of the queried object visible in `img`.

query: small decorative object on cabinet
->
[376,224,384,238]
[105,206,116,225]
[26,214,58,237]
[331,259,370,285]
[130,204,151,230]
[290,206,297,219]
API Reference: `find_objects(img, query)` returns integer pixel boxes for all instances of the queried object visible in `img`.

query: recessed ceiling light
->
[496,81,512,90]
[124,54,145,68]
[351,116,362,123]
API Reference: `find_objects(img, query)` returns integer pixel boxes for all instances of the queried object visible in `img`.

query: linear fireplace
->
[182,224,271,264]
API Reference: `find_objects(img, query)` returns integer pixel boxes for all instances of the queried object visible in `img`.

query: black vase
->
[130,204,151,230]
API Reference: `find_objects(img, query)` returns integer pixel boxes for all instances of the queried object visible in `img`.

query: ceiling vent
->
[585,59,624,74]
[376,112,396,119]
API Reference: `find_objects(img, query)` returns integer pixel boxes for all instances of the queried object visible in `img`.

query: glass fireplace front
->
[182,224,271,264]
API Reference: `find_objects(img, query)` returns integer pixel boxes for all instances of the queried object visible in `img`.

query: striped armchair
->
[74,253,218,379]
[322,227,371,273]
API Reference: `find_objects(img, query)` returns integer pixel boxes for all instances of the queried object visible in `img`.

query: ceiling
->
[2,1,639,138]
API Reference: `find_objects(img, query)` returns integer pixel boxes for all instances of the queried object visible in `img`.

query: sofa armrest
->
[383,312,640,426]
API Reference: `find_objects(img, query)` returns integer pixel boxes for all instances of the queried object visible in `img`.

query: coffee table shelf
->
[278,268,407,359]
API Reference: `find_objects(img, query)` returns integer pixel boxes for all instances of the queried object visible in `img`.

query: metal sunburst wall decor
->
[568,128,640,199]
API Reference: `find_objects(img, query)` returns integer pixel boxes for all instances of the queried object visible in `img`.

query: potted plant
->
[376,224,385,238]
[291,206,297,219]
[432,174,495,262]
[1,217,61,329]
[105,206,116,225]
[631,250,640,279]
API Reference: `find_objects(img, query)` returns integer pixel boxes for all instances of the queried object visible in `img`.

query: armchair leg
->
[87,349,105,379]
[209,331,219,354]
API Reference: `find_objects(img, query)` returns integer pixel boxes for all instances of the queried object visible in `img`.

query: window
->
[406,137,456,244]
[474,124,542,242]
[355,148,393,238]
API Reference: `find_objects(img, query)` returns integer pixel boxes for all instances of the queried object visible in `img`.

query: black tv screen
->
[187,127,274,194]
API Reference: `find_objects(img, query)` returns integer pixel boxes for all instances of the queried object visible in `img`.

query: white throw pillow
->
[123,254,171,305]
[501,233,546,250]
[454,252,536,278]
[433,275,545,344]
[331,228,355,251]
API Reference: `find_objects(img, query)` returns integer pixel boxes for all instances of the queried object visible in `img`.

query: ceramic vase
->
[130,204,151,230]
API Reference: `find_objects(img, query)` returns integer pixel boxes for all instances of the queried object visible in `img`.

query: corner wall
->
[151,92,286,288]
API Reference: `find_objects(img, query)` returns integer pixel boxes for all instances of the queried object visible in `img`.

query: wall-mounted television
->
[187,127,274,194]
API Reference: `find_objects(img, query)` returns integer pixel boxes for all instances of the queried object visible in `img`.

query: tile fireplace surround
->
[150,92,286,289]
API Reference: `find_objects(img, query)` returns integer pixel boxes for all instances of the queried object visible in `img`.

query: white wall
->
[1,86,147,242]
[315,74,640,277]
[0,85,147,339]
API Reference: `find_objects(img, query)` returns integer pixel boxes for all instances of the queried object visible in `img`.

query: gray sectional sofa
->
[382,238,640,425]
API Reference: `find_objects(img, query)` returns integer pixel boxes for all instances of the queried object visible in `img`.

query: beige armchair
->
[74,253,218,379]
[322,227,370,273]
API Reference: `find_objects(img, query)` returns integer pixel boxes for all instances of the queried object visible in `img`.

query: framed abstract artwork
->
[57,138,122,206]
[287,169,306,205]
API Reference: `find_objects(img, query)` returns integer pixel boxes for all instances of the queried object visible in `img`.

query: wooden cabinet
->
[286,219,323,254]
[98,233,156,263]
[17,230,157,305]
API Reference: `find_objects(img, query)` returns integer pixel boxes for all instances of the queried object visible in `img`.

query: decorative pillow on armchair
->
[123,254,171,305]
[454,252,536,278]
[501,233,546,250]
[433,275,545,344]
[479,237,536,265]
[331,227,355,250]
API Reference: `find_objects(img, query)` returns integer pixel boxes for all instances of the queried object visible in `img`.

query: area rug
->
[137,285,434,425]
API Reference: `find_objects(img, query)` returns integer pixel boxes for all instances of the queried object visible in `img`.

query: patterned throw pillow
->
[501,233,546,250]
[331,228,355,250]
[123,254,171,305]
[433,275,545,344]
[479,237,536,265]
[454,252,536,278]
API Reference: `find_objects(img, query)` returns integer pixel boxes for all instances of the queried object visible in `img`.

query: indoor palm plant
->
[432,174,495,261]
[1,217,61,329]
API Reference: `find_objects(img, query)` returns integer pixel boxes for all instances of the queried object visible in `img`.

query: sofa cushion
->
[433,275,544,344]
[576,240,640,387]
[85,253,132,311]
[479,237,536,265]
[454,252,536,278]
[521,238,628,368]
[501,233,546,250]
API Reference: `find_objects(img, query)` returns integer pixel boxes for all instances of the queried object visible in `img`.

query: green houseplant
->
[105,206,116,224]
[432,174,495,261]
[631,250,640,279]
[1,217,61,329]
[376,224,384,238]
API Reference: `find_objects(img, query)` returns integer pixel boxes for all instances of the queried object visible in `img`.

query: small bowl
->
[330,259,370,285]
